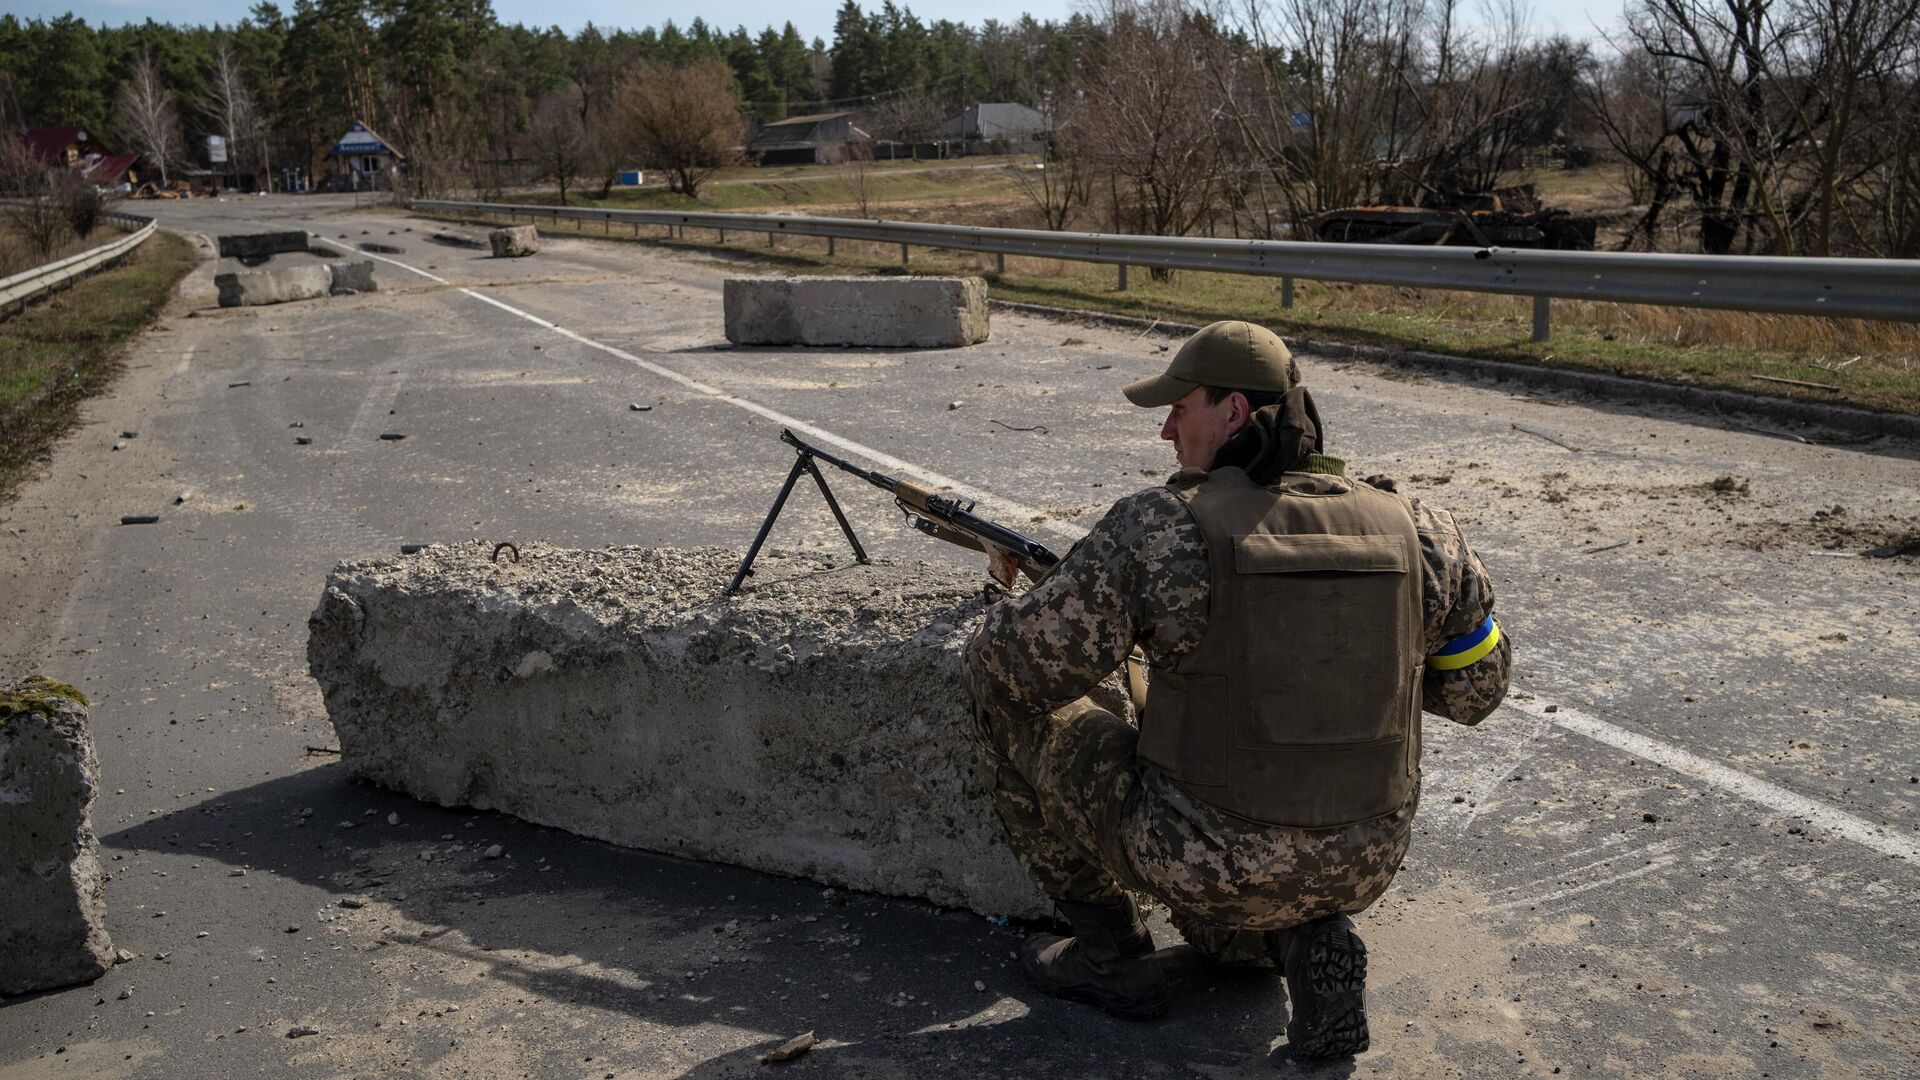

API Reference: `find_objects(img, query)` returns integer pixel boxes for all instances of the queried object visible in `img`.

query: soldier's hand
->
[985,550,1020,589]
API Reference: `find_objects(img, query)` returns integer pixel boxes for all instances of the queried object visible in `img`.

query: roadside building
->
[937,103,1047,155]
[14,126,141,190]
[748,112,868,166]
[324,121,405,191]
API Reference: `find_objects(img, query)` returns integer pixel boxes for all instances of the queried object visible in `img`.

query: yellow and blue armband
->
[1427,614,1500,671]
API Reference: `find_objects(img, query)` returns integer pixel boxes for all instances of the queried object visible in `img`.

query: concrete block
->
[306,545,1048,918]
[1,677,112,996]
[329,259,378,294]
[724,276,990,348]
[216,231,312,261]
[214,264,333,307]
[489,226,539,257]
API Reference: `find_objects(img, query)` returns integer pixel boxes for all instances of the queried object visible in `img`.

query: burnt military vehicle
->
[1310,190,1597,250]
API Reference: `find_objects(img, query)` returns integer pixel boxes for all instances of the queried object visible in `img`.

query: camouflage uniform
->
[962,463,1510,966]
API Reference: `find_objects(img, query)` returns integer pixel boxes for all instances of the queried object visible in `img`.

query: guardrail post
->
[1117,264,1129,291]
[604,216,610,234]
[767,230,775,248]
[995,252,1005,275]
[1531,295,1551,342]
[901,243,910,266]
[719,228,726,244]
[827,236,836,256]
[1281,276,1295,309]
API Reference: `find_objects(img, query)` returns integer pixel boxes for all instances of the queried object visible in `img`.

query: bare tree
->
[1586,0,1920,255]
[614,60,749,201]
[0,161,76,255]
[527,90,588,205]
[1078,0,1226,272]
[202,41,264,187]
[837,139,879,216]
[1010,97,1091,229]
[1206,0,1425,235]
[115,49,183,188]
[864,92,945,158]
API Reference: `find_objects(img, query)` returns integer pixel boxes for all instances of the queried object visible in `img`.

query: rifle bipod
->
[725,444,871,595]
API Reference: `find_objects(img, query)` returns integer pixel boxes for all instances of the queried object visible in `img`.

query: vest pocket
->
[1138,670,1229,788]
[1231,531,1415,748]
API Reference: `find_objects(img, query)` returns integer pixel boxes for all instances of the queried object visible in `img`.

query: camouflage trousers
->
[973,695,1414,966]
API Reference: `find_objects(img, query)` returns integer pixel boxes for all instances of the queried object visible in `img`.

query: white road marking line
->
[347,243,1920,868]
[1506,698,1919,863]
[453,286,1088,545]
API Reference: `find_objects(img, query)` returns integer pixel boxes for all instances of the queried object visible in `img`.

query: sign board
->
[207,134,228,164]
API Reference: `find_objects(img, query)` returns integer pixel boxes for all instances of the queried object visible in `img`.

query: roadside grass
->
[0,230,196,501]
[0,220,95,279]
[419,206,1920,416]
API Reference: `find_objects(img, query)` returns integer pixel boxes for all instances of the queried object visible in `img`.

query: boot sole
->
[1287,923,1369,1059]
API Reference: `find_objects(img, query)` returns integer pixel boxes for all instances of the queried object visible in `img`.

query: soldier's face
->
[1160,387,1248,470]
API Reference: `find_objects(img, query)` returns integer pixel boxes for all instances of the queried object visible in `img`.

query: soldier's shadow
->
[101,764,1367,1076]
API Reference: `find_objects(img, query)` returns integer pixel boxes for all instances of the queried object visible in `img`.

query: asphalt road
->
[1,193,1916,1079]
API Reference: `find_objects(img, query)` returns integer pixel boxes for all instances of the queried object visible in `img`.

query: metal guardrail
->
[0,210,157,317]
[416,198,1920,342]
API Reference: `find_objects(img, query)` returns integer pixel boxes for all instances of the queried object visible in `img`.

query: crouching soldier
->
[963,321,1510,1059]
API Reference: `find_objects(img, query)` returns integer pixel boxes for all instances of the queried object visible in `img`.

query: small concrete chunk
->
[1,677,113,996]
[489,226,539,258]
[306,545,1049,919]
[328,260,378,295]
[216,231,312,260]
[215,265,333,308]
[723,276,989,348]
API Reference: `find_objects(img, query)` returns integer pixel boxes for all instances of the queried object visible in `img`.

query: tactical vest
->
[1137,467,1424,829]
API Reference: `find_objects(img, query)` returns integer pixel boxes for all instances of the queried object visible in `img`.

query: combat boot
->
[1019,896,1167,1020]
[1270,913,1370,1060]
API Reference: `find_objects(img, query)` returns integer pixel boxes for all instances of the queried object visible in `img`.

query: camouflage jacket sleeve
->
[1410,497,1511,726]
[962,486,1209,727]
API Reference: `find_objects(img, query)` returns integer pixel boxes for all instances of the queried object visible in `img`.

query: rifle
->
[725,428,1061,594]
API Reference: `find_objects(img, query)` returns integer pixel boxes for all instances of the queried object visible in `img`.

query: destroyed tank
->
[1309,192,1596,250]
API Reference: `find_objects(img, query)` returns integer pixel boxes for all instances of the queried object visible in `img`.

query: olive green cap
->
[1122,320,1294,407]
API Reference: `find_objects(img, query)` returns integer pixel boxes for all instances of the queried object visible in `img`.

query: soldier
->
[962,320,1510,1060]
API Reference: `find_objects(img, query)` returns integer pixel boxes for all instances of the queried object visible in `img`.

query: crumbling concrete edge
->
[988,298,1920,443]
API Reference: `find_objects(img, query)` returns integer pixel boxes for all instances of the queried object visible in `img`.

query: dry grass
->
[0,230,195,501]
[0,219,94,279]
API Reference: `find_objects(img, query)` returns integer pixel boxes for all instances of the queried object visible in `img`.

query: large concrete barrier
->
[724,276,990,347]
[216,231,312,261]
[215,264,332,307]
[327,259,378,294]
[1,677,113,996]
[489,226,538,257]
[306,544,1049,918]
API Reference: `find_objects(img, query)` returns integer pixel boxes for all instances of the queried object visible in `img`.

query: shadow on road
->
[97,764,1367,1075]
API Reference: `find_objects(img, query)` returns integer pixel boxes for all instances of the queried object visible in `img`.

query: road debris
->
[759,1031,816,1063]
[119,515,159,525]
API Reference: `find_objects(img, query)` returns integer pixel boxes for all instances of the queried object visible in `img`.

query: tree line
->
[2,0,1915,257]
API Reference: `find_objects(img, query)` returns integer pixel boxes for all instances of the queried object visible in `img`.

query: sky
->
[2,0,1623,42]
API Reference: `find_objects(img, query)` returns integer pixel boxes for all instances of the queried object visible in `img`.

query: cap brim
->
[1122,372,1198,407]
